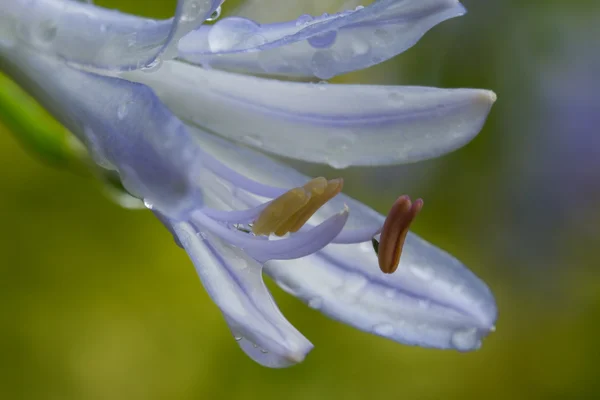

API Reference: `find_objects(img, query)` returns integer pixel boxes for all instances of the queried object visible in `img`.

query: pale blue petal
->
[1,0,223,70]
[265,235,497,351]
[183,129,498,351]
[0,45,203,218]
[127,61,496,168]
[178,0,465,78]
[173,223,313,368]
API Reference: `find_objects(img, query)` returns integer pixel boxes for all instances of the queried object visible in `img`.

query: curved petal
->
[126,61,496,168]
[173,222,313,368]
[1,0,223,70]
[0,44,204,218]
[265,234,497,351]
[178,0,466,78]
[191,208,349,262]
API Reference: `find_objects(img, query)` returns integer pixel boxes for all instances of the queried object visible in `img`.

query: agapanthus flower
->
[0,0,498,367]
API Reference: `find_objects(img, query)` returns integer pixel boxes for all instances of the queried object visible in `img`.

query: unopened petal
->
[1,0,222,70]
[127,61,496,168]
[178,0,465,78]
[173,222,313,367]
[265,234,497,351]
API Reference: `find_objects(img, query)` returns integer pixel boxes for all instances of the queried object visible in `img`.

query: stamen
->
[252,177,344,237]
[377,195,423,274]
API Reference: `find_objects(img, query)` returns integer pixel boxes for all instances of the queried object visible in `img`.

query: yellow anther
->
[252,177,344,237]
[286,178,344,234]
[251,187,309,236]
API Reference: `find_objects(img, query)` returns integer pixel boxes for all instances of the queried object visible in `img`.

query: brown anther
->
[377,195,423,274]
[252,177,344,237]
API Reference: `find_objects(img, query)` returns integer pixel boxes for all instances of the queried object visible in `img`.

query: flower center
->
[252,177,344,237]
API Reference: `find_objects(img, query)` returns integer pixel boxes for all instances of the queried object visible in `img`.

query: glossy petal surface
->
[127,61,496,168]
[174,223,313,368]
[265,236,497,351]
[1,0,222,70]
[179,0,465,78]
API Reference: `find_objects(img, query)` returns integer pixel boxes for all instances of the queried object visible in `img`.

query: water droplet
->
[351,38,370,56]
[344,273,367,294]
[206,6,222,21]
[308,30,337,49]
[373,323,394,336]
[252,343,259,348]
[451,328,479,352]
[359,241,373,253]
[310,50,340,80]
[373,29,393,46]
[389,92,405,103]
[142,57,162,73]
[143,199,153,210]
[117,103,129,120]
[277,280,299,296]
[355,5,365,11]
[295,14,313,27]
[37,20,57,44]
[325,133,357,152]
[410,265,434,281]
[197,231,208,240]
[308,297,323,309]
[234,335,243,341]
[182,1,204,22]
[452,284,465,294]
[259,347,269,354]
[208,17,263,52]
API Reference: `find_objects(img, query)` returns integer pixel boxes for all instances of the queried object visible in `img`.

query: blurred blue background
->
[0,0,599,398]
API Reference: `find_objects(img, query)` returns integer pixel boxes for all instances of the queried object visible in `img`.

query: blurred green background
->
[1,0,599,399]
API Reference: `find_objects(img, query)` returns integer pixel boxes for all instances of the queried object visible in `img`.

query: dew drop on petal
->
[373,29,393,47]
[351,38,370,56]
[206,6,222,22]
[409,265,434,281]
[418,299,430,309]
[208,17,262,52]
[295,14,313,27]
[143,199,154,210]
[182,1,205,22]
[142,57,163,73]
[310,50,340,80]
[308,297,323,309]
[451,328,479,351]
[388,91,405,104]
[117,103,129,120]
[373,323,394,337]
[344,273,367,295]
[307,31,337,49]
[36,20,57,44]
